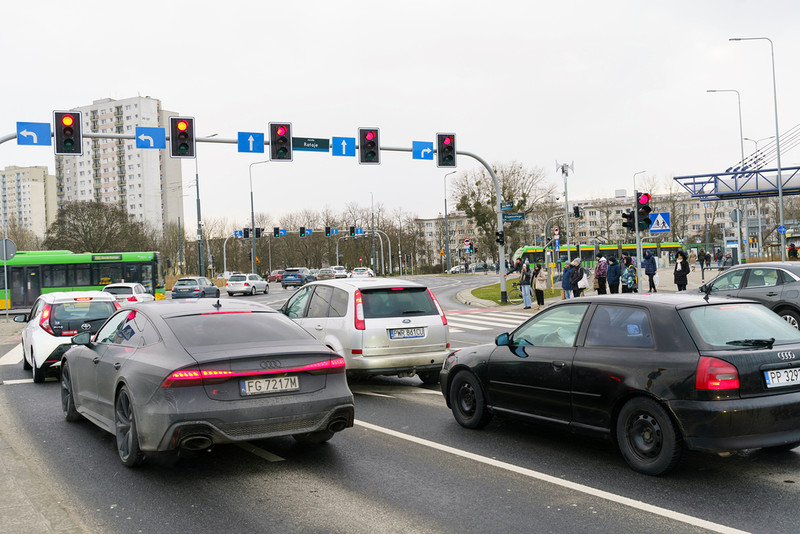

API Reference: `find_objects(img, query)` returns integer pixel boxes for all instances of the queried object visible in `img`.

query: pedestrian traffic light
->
[495,231,505,245]
[255,227,262,238]
[243,227,250,239]
[54,111,83,155]
[637,192,653,231]
[436,133,456,168]
[573,206,581,218]
[349,226,356,237]
[169,117,195,158]
[269,122,292,161]
[300,226,306,237]
[325,226,331,237]
[358,128,380,165]
[622,210,635,232]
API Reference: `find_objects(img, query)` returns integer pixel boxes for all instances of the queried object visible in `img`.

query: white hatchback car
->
[349,267,374,279]
[331,266,348,279]
[102,283,156,305]
[14,291,120,383]
[279,279,450,383]
[226,273,269,296]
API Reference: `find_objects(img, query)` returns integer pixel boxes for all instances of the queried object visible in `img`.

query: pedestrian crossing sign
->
[649,212,671,233]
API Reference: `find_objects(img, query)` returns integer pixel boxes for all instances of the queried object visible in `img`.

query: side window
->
[744,269,779,288]
[30,299,42,318]
[95,312,129,344]
[512,304,589,348]
[585,305,654,348]
[284,287,313,318]
[117,311,159,347]
[307,286,334,318]
[329,288,349,318]
[709,270,745,292]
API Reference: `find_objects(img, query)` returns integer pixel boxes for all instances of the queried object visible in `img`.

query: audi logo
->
[80,323,91,331]
[259,360,282,369]
[777,351,796,361]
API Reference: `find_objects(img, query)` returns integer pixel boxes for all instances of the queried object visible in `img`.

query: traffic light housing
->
[622,210,635,232]
[169,117,195,158]
[495,231,505,245]
[269,122,292,161]
[255,227,262,238]
[358,128,380,165]
[243,227,250,239]
[54,111,83,155]
[325,226,331,237]
[273,227,280,238]
[300,226,306,237]
[573,205,581,218]
[349,226,356,237]
[436,133,456,168]
[637,192,653,231]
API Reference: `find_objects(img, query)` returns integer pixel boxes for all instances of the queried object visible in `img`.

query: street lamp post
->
[633,170,646,264]
[707,89,748,262]
[370,192,376,272]
[744,136,775,258]
[730,37,785,260]
[194,133,217,276]
[443,170,456,273]
[249,161,269,274]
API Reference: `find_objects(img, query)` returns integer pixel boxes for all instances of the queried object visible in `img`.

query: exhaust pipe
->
[327,419,348,433]
[180,435,213,451]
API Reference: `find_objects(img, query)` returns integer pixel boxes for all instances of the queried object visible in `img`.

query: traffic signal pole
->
[634,189,643,266]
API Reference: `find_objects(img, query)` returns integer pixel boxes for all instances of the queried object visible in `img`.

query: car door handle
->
[552,361,566,370]
[766,292,779,296]
[92,357,100,365]
[114,363,121,370]
[314,325,324,331]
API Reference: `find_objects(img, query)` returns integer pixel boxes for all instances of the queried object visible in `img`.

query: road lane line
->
[0,344,22,366]
[1,378,34,385]
[354,420,750,534]
[353,391,394,398]
[236,442,285,462]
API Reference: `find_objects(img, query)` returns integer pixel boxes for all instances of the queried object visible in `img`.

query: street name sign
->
[238,132,265,153]
[292,137,330,152]
[16,122,51,146]
[501,201,514,211]
[135,127,166,149]
[502,212,525,222]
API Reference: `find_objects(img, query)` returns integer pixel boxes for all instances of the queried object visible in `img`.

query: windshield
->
[679,303,800,350]
[229,275,246,281]
[361,287,436,318]
[174,279,199,287]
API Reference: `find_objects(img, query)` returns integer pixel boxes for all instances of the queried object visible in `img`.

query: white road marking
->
[0,343,22,366]
[236,442,285,462]
[353,391,394,398]
[354,420,750,534]
[1,378,34,385]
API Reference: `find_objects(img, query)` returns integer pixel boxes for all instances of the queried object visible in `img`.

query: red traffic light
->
[176,120,189,132]
[276,125,288,136]
[442,136,453,146]
[61,114,74,127]
[365,130,376,141]
[638,193,652,205]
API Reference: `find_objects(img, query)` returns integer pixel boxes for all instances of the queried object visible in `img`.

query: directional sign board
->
[279,229,287,236]
[331,228,339,235]
[135,127,166,149]
[412,141,434,160]
[332,137,356,157]
[779,225,787,234]
[649,212,671,233]
[501,201,514,211]
[16,122,51,146]
[554,238,560,250]
[238,132,265,153]
[234,230,243,238]
[502,212,525,222]
[356,228,364,235]
[292,137,330,152]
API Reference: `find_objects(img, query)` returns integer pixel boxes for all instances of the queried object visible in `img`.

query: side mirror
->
[495,332,511,346]
[13,314,28,323]
[71,332,93,346]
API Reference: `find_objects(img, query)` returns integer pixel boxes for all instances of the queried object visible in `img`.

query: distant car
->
[282,267,316,289]
[280,278,449,383]
[699,262,800,328]
[440,293,800,475]
[170,277,220,299]
[59,299,355,467]
[268,270,285,283]
[349,267,374,279]
[317,268,336,281]
[448,265,465,274]
[226,273,269,296]
[103,283,156,305]
[332,266,348,279]
[15,291,120,383]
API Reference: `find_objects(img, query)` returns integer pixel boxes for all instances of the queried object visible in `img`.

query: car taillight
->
[244,282,250,286]
[40,304,56,336]
[114,302,122,310]
[194,286,200,291]
[161,358,347,388]
[354,289,365,330]
[127,296,137,301]
[695,356,739,391]
[427,288,447,326]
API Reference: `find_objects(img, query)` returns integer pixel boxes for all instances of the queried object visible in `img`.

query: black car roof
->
[562,292,756,311]
[132,299,277,319]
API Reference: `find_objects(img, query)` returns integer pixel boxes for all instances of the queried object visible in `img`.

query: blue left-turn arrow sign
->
[16,122,51,146]
[135,127,166,149]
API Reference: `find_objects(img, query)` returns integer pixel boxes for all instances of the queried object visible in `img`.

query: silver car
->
[279,279,450,383]
[226,273,269,296]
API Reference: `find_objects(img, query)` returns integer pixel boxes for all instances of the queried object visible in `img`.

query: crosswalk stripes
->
[446,311,530,333]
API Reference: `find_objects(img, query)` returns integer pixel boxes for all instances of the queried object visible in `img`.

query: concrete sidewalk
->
[0,319,90,534]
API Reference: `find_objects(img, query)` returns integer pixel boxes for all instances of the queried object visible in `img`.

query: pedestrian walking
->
[533,263,547,309]
[621,263,638,293]
[569,258,587,298]
[674,250,689,291]
[698,249,705,274]
[790,244,798,260]
[607,256,621,294]
[622,251,632,268]
[520,260,533,309]
[689,250,697,272]
[561,263,573,300]
[642,250,657,293]
[594,255,608,295]
[514,258,522,274]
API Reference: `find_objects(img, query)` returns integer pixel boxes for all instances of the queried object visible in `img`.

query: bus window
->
[94,263,123,286]
[124,264,140,284]
[42,265,67,288]
[141,264,154,293]
[75,264,91,286]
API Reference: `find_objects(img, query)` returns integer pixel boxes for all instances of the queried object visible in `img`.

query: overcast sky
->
[4,0,800,229]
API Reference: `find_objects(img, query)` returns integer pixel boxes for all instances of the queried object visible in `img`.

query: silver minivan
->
[279,279,450,383]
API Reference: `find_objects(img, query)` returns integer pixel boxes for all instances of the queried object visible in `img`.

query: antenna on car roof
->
[702,283,712,303]
[213,299,222,310]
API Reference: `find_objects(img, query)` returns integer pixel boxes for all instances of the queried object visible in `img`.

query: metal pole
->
[223,233,232,274]
[444,170,456,273]
[249,161,268,274]
[178,216,184,275]
[374,229,392,275]
[558,164,572,265]
[371,193,376,271]
[633,171,646,265]
[195,158,204,276]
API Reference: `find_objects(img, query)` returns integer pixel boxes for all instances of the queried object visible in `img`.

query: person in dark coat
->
[569,258,585,298]
[674,250,689,291]
[561,264,572,300]
[641,250,657,293]
[606,256,621,294]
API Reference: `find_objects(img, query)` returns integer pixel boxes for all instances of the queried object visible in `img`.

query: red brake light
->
[127,296,137,301]
[427,288,447,326]
[114,301,122,310]
[161,358,346,387]
[74,297,93,301]
[40,304,55,335]
[244,282,249,286]
[696,357,739,391]
[354,289,365,330]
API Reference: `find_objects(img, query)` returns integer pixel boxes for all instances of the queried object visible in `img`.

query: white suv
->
[15,291,120,383]
[279,279,450,383]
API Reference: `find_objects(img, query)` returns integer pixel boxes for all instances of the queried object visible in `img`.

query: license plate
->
[764,368,800,388]
[390,327,425,339]
[240,376,299,396]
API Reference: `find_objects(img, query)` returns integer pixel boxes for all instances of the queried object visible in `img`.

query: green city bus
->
[0,250,165,309]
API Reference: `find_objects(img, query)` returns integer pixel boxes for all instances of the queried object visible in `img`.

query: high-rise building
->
[54,96,183,230]
[0,165,57,238]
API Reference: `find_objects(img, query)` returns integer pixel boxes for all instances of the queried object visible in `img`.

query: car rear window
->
[174,279,199,286]
[284,269,300,274]
[103,286,133,295]
[52,301,117,321]
[229,275,246,281]
[164,312,312,347]
[679,303,800,350]
[361,287,437,318]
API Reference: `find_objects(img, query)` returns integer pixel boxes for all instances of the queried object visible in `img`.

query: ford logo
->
[260,360,282,369]
[80,323,91,331]
[777,351,796,361]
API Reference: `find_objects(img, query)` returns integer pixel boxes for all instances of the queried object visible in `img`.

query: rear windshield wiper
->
[402,310,427,314]
[725,338,775,349]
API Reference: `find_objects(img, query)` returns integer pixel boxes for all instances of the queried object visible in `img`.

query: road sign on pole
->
[135,127,166,149]
[16,122,51,146]
[332,137,356,157]
[412,141,434,160]
[238,132,265,153]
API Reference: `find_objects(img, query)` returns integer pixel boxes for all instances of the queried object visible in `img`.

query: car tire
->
[763,441,800,453]
[418,370,440,385]
[31,350,46,384]
[616,397,682,476]
[60,361,82,422]
[282,285,287,290]
[22,345,32,371]
[449,370,492,429]
[293,430,335,444]
[228,292,234,297]
[200,291,206,298]
[264,285,269,295]
[115,386,144,467]
[250,286,256,296]
[777,308,800,329]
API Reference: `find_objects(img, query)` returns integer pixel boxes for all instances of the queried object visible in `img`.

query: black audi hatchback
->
[440,293,800,475]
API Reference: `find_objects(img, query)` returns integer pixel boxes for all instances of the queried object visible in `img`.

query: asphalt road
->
[2,275,799,533]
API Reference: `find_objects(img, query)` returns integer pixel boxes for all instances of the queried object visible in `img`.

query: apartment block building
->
[0,166,57,238]
[54,96,183,230]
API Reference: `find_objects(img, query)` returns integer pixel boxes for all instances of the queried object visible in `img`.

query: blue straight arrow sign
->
[238,132,265,153]
[332,137,356,157]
